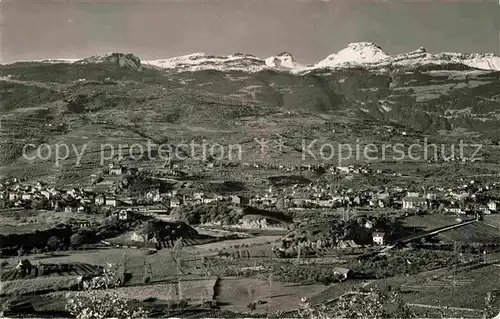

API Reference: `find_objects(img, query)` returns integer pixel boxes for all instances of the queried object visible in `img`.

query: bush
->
[65,264,147,319]
[247,301,257,312]
[178,300,188,308]
[297,288,416,319]
[182,203,237,225]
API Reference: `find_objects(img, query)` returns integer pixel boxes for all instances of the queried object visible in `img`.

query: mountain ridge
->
[5,43,500,73]
[1,48,500,183]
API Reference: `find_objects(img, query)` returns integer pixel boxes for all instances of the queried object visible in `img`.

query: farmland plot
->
[216,277,328,314]
[437,222,500,244]
[0,276,82,297]
[72,278,218,303]
[399,264,500,310]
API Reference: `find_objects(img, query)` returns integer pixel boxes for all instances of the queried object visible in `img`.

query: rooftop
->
[403,196,427,202]
[333,267,352,275]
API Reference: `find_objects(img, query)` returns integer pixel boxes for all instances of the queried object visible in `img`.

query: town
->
[2,8,500,316]
[2,161,499,217]
[1,153,500,317]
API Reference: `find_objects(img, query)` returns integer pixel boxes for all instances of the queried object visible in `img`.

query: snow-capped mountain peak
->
[265,52,303,69]
[315,42,390,68]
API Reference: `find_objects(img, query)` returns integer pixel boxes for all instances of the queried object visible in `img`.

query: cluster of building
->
[0,174,252,214]
[2,157,498,233]
[247,179,500,215]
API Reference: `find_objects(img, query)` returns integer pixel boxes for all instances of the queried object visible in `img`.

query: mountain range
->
[25,42,500,73]
[1,42,500,184]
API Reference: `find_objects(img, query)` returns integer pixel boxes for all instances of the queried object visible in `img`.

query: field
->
[1,262,102,281]
[0,276,82,297]
[400,264,500,310]
[183,235,282,254]
[401,214,467,232]
[72,278,218,303]
[107,231,219,249]
[0,239,333,315]
[0,247,154,269]
[0,223,49,235]
[309,279,364,305]
[437,222,500,244]
[356,249,500,318]
[216,277,328,314]
[0,235,281,284]
[483,214,500,229]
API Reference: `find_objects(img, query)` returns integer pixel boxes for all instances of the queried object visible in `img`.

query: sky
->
[2,0,499,64]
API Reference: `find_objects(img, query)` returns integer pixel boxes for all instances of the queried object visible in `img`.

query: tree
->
[47,236,61,250]
[172,238,184,300]
[33,198,49,210]
[70,233,84,247]
[482,291,499,319]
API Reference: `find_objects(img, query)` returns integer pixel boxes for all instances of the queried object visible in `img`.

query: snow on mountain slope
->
[453,53,500,70]
[11,42,500,73]
[379,47,500,70]
[315,42,390,68]
[8,58,80,64]
[39,59,80,64]
[144,46,500,73]
[144,52,267,72]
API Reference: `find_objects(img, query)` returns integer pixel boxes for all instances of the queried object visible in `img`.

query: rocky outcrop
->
[76,53,142,70]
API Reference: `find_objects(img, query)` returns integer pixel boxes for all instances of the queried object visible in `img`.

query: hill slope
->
[1,50,500,184]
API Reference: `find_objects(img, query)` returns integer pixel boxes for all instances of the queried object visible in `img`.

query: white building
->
[109,163,122,176]
[372,232,385,245]
[41,190,51,199]
[445,207,465,214]
[119,209,131,220]
[402,196,427,210]
[105,198,117,207]
[333,267,352,281]
[95,195,105,206]
[488,201,497,212]
[169,198,181,208]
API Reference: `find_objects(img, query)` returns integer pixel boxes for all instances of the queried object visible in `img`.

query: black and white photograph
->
[0,0,500,318]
